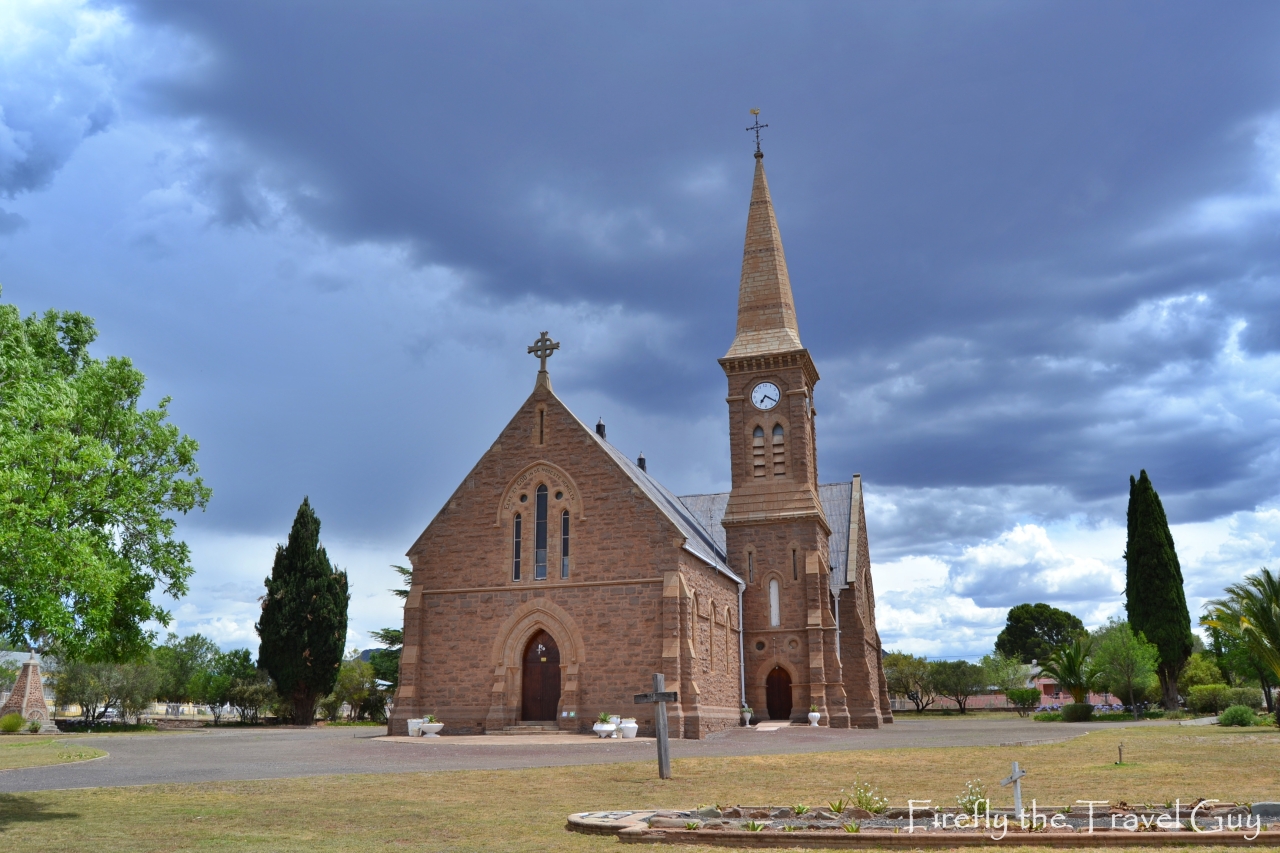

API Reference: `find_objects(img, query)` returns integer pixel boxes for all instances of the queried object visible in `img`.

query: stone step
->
[489,723,568,735]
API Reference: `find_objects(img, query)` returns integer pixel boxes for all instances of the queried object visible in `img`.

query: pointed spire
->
[724,153,803,359]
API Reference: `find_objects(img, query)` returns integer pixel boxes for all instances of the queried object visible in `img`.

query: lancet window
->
[535,484,548,580]
[769,578,781,627]
[512,514,522,581]
[772,424,785,475]
[752,426,766,477]
[560,509,570,579]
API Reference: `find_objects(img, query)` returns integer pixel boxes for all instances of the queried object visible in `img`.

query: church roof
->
[580,422,742,584]
[678,478,862,595]
[723,153,805,359]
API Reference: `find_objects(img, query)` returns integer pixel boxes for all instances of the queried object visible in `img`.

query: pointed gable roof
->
[724,153,804,359]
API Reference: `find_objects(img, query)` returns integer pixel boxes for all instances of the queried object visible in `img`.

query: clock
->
[751,382,780,410]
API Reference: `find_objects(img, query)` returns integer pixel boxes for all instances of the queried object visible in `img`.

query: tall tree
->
[0,298,211,660]
[1091,619,1159,720]
[1124,470,1193,709]
[256,498,349,725]
[929,660,987,714]
[882,651,935,713]
[994,603,1085,663]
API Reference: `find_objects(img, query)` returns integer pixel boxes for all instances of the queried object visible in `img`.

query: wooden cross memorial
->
[634,673,677,780]
[1000,760,1027,820]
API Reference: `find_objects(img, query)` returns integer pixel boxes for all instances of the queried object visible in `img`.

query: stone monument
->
[0,652,55,732]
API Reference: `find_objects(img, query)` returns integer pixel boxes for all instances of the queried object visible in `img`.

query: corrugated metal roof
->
[677,481,857,595]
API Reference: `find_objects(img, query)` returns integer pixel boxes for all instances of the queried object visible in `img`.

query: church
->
[390,147,892,737]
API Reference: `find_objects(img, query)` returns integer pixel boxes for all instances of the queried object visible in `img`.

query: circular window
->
[555,491,564,500]
[519,494,528,503]
[755,641,766,651]
[788,639,800,650]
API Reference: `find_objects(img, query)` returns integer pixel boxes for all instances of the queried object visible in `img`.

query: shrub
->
[1187,683,1231,714]
[0,713,24,733]
[1061,703,1094,722]
[1033,711,1062,721]
[957,780,988,813]
[1225,687,1264,710]
[847,780,889,814]
[1218,705,1256,727]
[1006,688,1041,717]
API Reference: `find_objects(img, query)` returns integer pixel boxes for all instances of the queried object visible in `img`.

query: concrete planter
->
[420,721,444,737]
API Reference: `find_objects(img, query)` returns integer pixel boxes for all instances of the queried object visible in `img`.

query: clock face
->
[751,382,780,410]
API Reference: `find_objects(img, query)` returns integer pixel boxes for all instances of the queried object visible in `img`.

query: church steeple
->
[724,153,804,359]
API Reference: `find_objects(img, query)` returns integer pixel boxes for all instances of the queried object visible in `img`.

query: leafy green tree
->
[188,650,255,724]
[0,659,18,694]
[329,653,387,722]
[994,603,1085,664]
[882,651,935,713]
[980,652,1029,693]
[227,672,277,724]
[1176,652,1223,695]
[1125,470,1193,709]
[116,662,162,723]
[0,299,211,661]
[1091,619,1159,719]
[368,564,411,690]
[929,660,987,713]
[153,633,219,703]
[52,659,159,722]
[1202,615,1275,713]
[1204,567,1280,723]
[1005,687,1042,717]
[256,498,349,724]
[1038,635,1098,706]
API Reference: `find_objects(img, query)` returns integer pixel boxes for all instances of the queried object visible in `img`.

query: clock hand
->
[763,394,777,405]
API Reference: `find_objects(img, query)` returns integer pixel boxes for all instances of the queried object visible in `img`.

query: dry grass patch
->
[0,725,1276,852]
[0,738,105,772]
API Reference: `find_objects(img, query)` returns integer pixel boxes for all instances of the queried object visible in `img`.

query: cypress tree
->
[1124,470,1192,709]
[257,497,349,724]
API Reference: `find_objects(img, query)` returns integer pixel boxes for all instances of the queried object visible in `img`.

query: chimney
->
[595,418,606,439]
[636,452,646,472]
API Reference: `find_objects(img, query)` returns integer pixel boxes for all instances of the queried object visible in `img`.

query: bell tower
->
[719,148,852,728]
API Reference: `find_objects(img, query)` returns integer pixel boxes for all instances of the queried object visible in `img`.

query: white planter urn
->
[608,715,622,738]
[593,722,617,739]
[741,710,753,728]
[421,722,444,737]
[808,711,821,727]
[618,719,639,738]
[406,718,423,737]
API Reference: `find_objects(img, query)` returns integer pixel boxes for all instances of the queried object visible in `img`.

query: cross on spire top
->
[528,331,560,372]
[746,108,768,157]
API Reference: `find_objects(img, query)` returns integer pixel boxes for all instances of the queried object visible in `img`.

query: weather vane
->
[746,108,768,156]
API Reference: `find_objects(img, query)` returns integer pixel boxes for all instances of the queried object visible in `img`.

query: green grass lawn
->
[0,738,105,772]
[0,725,1276,851]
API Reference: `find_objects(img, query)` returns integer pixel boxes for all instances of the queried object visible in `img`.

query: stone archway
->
[766,666,793,720]
[521,630,561,721]
[485,598,585,731]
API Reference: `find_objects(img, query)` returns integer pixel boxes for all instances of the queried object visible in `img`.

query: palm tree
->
[1038,636,1098,705]
[1204,567,1280,721]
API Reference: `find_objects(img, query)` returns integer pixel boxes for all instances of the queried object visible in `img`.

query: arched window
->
[772,424,785,476]
[747,551,755,584]
[534,484,548,580]
[752,426,766,477]
[709,599,716,672]
[512,513,522,581]
[560,509,570,579]
[769,578,780,627]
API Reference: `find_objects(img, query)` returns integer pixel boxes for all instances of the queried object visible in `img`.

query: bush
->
[1033,711,1062,722]
[1006,688,1041,717]
[1187,683,1231,714]
[1225,687,1264,710]
[0,713,24,733]
[1061,703,1094,722]
[1218,705,1256,727]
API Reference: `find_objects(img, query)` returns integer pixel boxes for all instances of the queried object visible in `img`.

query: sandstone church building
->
[391,149,892,737]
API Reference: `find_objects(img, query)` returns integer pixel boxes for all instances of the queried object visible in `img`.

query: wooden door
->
[520,630,561,721]
[765,666,792,720]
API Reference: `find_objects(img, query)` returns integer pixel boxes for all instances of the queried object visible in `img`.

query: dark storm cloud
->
[121,1,1280,524]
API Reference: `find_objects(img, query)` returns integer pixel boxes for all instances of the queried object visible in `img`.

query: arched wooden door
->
[521,630,561,721]
[765,666,793,720]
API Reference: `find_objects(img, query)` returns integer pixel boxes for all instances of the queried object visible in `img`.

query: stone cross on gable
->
[528,331,560,373]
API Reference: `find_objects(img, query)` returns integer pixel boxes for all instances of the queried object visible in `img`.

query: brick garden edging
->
[567,806,1280,848]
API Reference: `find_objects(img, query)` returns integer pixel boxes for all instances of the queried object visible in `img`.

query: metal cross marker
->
[1000,761,1027,820]
[746,108,768,155]
[634,673,677,779]
[527,331,560,372]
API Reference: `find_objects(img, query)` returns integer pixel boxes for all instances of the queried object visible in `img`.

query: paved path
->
[0,718,1165,793]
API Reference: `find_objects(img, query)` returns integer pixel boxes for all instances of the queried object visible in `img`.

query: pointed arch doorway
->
[765,666,793,720]
[521,630,561,721]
